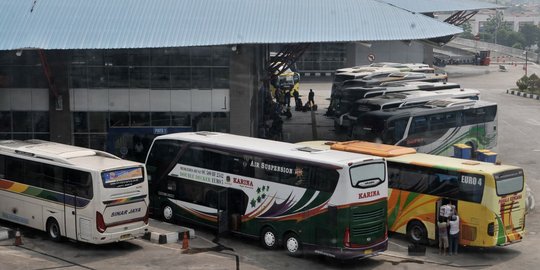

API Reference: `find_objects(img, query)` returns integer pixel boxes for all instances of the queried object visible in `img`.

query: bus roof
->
[155,132,383,166]
[0,140,142,171]
[355,88,480,106]
[360,99,496,120]
[387,152,521,174]
[329,141,416,157]
[300,140,522,174]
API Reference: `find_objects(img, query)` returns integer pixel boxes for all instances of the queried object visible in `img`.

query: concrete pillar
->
[229,45,259,137]
[344,43,357,68]
[44,51,72,144]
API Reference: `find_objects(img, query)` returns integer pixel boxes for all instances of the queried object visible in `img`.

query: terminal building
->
[0,0,496,160]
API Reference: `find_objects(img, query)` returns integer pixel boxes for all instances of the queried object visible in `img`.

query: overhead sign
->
[368,53,375,63]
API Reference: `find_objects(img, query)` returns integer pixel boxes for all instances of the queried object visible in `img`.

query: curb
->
[506,89,540,100]
[142,227,195,244]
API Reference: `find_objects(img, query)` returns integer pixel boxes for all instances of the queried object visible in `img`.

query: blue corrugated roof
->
[0,0,462,50]
[382,0,503,13]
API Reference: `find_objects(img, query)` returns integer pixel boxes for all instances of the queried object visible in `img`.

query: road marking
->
[526,119,540,126]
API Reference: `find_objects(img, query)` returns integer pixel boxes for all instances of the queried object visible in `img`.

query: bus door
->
[217,188,229,234]
[63,183,79,241]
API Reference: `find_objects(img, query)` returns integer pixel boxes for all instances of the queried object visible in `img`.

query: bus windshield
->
[495,170,524,196]
[350,162,386,188]
[102,167,144,188]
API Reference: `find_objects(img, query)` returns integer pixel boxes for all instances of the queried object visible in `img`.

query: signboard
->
[368,53,375,63]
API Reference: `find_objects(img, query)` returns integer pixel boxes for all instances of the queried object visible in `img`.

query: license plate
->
[364,249,372,255]
[120,234,132,240]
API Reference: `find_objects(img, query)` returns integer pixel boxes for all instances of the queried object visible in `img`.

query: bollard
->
[181,231,189,249]
[14,229,22,246]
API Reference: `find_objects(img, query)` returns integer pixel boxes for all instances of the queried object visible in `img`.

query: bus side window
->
[387,166,401,189]
[5,156,24,182]
[66,169,93,199]
[0,155,4,179]
[24,160,44,188]
[310,168,338,192]
[42,164,64,193]
[410,116,428,135]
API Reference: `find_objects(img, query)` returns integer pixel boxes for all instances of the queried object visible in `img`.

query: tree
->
[519,24,540,49]
[459,21,475,40]
[481,10,511,44]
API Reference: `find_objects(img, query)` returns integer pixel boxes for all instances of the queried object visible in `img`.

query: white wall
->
[69,89,230,112]
[0,88,49,111]
[354,41,425,65]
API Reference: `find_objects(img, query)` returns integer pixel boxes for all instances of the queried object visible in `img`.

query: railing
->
[450,37,538,64]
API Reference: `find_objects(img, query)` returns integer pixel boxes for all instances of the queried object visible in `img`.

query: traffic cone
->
[14,229,22,246]
[181,231,189,249]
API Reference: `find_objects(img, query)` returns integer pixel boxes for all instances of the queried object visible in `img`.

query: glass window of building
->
[131,112,150,126]
[13,112,32,132]
[89,112,107,132]
[171,112,191,126]
[192,68,211,89]
[151,67,171,89]
[191,46,212,66]
[151,112,171,126]
[171,67,191,89]
[110,112,130,127]
[33,112,49,133]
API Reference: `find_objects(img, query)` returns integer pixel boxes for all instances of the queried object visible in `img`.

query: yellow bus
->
[300,140,526,247]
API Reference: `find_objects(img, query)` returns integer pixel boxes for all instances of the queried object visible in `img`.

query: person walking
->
[448,214,460,255]
[437,217,449,256]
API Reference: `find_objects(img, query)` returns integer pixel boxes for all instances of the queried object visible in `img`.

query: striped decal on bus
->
[0,178,90,208]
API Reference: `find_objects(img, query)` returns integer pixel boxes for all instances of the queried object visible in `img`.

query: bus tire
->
[261,227,278,250]
[284,232,303,257]
[46,218,62,242]
[162,204,174,223]
[407,220,427,245]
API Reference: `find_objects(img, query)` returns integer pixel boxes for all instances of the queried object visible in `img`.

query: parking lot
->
[1,63,540,270]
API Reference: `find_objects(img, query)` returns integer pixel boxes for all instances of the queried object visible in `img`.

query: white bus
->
[335,88,481,131]
[0,140,149,244]
[145,132,388,259]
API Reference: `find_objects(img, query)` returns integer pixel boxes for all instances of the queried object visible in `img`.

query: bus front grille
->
[351,223,385,236]
[352,208,385,223]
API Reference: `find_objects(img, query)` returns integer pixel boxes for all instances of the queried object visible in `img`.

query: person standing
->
[448,214,460,255]
[437,217,449,256]
[308,89,315,106]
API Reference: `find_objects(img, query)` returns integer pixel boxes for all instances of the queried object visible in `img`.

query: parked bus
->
[327,81,460,118]
[335,88,480,131]
[145,131,388,259]
[351,98,498,156]
[0,140,149,243]
[297,140,526,247]
[355,71,448,88]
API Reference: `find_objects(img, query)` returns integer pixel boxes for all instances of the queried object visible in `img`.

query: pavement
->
[0,64,523,269]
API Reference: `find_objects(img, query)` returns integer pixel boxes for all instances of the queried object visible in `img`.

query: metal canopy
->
[381,0,503,14]
[0,0,462,51]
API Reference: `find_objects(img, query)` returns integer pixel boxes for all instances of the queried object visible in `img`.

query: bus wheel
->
[162,204,174,223]
[285,233,303,257]
[261,227,278,250]
[407,220,427,245]
[46,218,61,242]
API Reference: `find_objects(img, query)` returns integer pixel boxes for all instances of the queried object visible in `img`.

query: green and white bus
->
[145,132,388,259]
[351,99,498,156]
[0,140,149,244]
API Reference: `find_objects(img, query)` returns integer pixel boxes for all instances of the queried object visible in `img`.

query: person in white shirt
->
[448,214,460,255]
